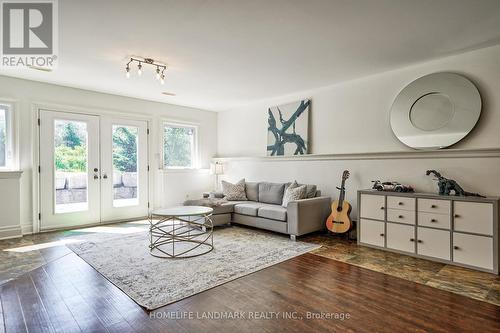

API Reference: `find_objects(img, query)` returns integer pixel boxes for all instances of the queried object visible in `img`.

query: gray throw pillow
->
[221,179,247,201]
[305,184,317,198]
[282,183,307,207]
[285,182,317,199]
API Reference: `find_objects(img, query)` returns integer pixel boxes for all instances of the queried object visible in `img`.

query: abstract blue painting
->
[267,99,310,156]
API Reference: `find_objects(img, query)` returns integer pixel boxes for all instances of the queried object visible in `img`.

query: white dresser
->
[357,190,499,274]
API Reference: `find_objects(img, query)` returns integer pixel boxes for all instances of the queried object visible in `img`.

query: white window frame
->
[0,102,16,170]
[162,121,199,170]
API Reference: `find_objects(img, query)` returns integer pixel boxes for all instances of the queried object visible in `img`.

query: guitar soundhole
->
[336,207,342,212]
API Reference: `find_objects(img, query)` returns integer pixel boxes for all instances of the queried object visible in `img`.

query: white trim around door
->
[34,105,151,232]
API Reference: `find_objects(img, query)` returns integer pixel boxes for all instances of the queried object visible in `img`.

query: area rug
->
[67,226,320,310]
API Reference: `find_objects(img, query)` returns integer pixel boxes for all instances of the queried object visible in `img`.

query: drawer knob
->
[380,233,384,237]
[398,215,403,218]
[410,238,415,242]
[380,207,385,210]
[417,240,423,243]
[431,219,437,222]
[454,214,460,218]
[454,246,460,250]
[431,205,437,208]
[398,202,403,205]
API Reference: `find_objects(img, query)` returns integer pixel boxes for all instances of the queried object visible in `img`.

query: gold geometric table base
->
[149,209,214,259]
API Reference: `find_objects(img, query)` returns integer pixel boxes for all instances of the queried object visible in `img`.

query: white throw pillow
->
[221,179,248,201]
[282,182,307,207]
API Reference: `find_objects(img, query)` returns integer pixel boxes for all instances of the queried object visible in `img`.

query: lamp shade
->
[211,162,224,175]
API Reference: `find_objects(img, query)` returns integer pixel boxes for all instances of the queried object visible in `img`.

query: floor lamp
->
[212,162,224,191]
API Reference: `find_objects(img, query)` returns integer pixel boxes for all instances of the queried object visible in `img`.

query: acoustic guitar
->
[326,170,352,233]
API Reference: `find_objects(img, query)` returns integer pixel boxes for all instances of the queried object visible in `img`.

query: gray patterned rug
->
[68,226,320,310]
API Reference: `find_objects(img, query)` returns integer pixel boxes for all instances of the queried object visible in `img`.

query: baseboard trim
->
[0,225,22,240]
[21,224,33,235]
[214,148,500,162]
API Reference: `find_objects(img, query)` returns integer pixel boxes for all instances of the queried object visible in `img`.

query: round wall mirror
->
[390,72,481,150]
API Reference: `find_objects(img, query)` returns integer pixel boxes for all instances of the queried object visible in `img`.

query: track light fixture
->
[155,66,161,80]
[125,57,167,84]
[160,68,166,85]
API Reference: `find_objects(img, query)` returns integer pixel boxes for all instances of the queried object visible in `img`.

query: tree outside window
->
[163,123,197,169]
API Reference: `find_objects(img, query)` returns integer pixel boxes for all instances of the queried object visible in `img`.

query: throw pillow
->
[221,179,247,201]
[305,184,317,198]
[285,181,317,199]
[282,183,307,207]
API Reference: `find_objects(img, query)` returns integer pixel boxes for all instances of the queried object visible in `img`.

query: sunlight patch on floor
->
[4,239,83,253]
[72,226,147,234]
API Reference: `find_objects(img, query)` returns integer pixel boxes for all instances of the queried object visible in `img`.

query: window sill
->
[0,170,23,179]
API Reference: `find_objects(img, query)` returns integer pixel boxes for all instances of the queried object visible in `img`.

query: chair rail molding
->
[213,148,500,163]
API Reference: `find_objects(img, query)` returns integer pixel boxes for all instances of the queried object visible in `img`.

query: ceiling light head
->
[125,65,130,78]
[160,74,165,85]
[155,66,161,80]
[137,62,142,76]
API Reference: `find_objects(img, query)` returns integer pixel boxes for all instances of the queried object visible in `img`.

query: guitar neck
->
[338,179,346,205]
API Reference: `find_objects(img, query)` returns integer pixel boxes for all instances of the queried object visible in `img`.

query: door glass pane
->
[54,120,88,213]
[112,125,139,207]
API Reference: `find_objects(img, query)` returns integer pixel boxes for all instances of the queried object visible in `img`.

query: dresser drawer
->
[387,196,415,211]
[417,227,450,260]
[360,194,385,221]
[454,202,493,236]
[387,209,415,225]
[359,219,385,247]
[386,223,415,253]
[418,198,450,215]
[453,233,493,270]
[418,212,450,230]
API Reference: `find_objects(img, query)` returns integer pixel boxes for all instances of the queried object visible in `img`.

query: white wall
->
[0,76,217,236]
[217,45,500,217]
[218,45,500,156]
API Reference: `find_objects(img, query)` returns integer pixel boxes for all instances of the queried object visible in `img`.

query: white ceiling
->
[2,0,500,111]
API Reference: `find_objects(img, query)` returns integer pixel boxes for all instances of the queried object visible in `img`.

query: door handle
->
[102,173,108,179]
[93,174,99,180]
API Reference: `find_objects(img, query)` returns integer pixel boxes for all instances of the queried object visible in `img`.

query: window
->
[163,122,197,169]
[0,103,13,169]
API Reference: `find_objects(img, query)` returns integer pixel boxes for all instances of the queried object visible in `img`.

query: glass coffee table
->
[149,206,214,258]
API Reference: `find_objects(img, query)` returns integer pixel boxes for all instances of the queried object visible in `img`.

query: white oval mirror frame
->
[390,72,482,150]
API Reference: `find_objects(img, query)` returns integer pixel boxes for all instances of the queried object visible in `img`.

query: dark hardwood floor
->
[1,252,499,333]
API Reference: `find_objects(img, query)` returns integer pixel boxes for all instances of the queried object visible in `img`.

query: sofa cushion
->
[221,179,247,201]
[245,182,259,201]
[258,205,287,221]
[234,202,267,216]
[211,201,246,215]
[258,182,285,204]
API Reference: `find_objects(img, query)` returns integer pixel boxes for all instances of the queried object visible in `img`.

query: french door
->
[39,110,149,230]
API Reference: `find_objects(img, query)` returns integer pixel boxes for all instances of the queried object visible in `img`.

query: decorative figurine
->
[425,170,485,197]
[372,180,414,193]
